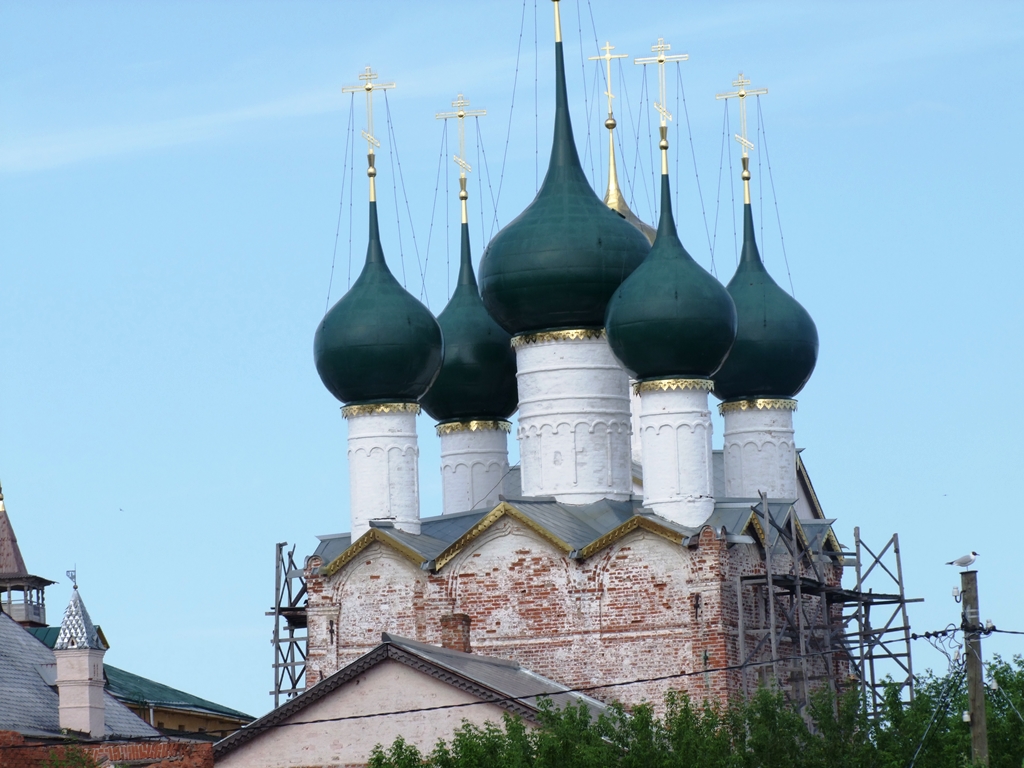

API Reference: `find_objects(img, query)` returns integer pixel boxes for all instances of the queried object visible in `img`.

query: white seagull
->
[946,552,979,569]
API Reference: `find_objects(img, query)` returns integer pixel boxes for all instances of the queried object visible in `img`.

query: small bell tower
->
[0,484,55,627]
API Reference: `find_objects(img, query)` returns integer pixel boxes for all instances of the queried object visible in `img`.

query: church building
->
[301,0,843,715]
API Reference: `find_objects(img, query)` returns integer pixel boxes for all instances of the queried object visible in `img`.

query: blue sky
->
[2,1,1022,719]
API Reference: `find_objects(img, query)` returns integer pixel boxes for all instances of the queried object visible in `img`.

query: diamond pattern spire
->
[54,588,106,650]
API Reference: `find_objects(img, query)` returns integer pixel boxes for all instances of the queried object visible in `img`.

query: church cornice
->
[575,515,684,559]
[434,502,572,570]
[323,528,426,577]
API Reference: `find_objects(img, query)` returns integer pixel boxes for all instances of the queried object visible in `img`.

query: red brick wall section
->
[306,519,847,713]
[0,730,213,768]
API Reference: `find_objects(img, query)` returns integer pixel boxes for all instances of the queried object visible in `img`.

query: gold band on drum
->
[633,378,714,396]
[435,420,513,436]
[341,402,421,419]
[718,398,797,415]
[511,328,605,349]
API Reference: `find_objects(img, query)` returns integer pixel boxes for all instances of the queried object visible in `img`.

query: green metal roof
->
[479,40,649,334]
[103,664,252,722]
[713,203,818,400]
[314,200,443,405]
[23,627,251,722]
[421,221,518,422]
[606,173,737,380]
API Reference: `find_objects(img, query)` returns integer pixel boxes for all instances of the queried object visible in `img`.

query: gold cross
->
[589,41,628,118]
[436,93,486,222]
[342,66,396,198]
[634,37,688,127]
[716,72,767,203]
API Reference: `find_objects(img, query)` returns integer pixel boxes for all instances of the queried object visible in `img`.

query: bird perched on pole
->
[946,552,979,569]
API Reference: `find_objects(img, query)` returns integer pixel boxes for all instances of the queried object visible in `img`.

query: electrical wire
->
[383,92,428,306]
[325,94,355,314]
[489,0,528,239]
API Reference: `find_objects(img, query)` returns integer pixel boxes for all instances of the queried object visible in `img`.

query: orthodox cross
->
[436,94,486,222]
[635,37,688,171]
[342,66,396,200]
[716,72,767,203]
[589,41,628,121]
[634,38,688,128]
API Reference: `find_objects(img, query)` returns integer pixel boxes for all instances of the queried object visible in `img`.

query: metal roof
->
[315,495,840,577]
[26,628,251,722]
[0,612,158,739]
[214,633,611,760]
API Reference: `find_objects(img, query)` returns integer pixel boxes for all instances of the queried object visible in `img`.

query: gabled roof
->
[0,612,158,740]
[315,494,841,579]
[54,588,106,651]
[213,633,610,760]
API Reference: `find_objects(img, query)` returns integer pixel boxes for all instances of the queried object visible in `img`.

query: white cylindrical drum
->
[438,421,510,514]
[721,399,797,500]
[344,403,421,538]
[638,380,715,527]
[514,330,632,503]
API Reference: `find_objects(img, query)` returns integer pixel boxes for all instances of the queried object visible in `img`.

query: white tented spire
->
[54,586,107,737]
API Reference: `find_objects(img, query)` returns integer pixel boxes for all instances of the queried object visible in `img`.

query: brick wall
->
[0,731,213,768]
[305,519,845,712]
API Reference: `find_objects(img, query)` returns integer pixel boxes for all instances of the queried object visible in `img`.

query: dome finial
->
[716,72,768,205]
[343,66,396,203]
[635,37,689,177]
[590,41,656,243]
[436,93,486,226]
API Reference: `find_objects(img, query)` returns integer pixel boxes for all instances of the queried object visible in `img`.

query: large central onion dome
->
[421,222,518,422]
[314,201,443,404]
[478,39,650,334]
[605,173,737,380]
[713,204,818,400]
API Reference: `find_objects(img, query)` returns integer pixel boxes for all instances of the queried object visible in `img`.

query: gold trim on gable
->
[323,529,425,577]
[511,328,605,348]
[435,420,512,436]
[576,516,684,560]
[433,502,572,570]
[633,378,714,396]
[718,398,797,415]
[342,402,421,419]
[796,452,825,520]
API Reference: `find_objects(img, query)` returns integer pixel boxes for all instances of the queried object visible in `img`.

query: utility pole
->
[961,570,988,766]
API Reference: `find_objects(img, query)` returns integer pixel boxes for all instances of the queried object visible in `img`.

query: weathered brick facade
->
[304,516,844,711]
[0,730,213,768]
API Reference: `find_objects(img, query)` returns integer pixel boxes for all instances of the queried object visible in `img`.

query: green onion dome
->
[421,222,518,422]
[478,40,650,334]
[314,201,443,405]
[605,173,737,380]
[712,204,818,400]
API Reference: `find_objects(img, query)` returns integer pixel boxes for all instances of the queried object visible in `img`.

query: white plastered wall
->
[217,660,515,768]
[516,335,632,503]
[722,406,797,500]
[439,427,509,514]
[347,409,421,538]
[639,386,715,527]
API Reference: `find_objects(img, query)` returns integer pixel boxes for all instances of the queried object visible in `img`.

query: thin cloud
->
[0,89,341,174]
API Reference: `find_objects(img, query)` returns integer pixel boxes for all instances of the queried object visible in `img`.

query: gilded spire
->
[342,66,396,203]
[436,93,486,225]
[635,37,688,175]
[715,72,767,205]
[590,42,655,244]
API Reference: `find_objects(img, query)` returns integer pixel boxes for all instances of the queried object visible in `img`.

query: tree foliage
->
[368,655,1024,768]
